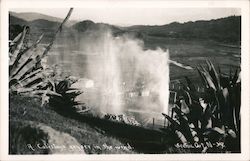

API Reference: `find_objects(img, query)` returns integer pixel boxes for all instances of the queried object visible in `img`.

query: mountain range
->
[9,11,241,43]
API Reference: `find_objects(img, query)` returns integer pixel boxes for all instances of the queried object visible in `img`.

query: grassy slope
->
[9,94,134,154]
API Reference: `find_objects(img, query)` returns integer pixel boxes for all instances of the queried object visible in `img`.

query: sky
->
[10,8,241,26]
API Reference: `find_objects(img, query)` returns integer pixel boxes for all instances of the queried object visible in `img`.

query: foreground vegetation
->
[9,94,134,154]
[164,61,241,153]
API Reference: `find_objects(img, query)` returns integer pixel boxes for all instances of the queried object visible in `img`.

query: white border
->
[1,0,249,161]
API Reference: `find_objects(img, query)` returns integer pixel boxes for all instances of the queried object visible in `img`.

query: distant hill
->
[72,20,144,39]
[29,19,60,30]
[9,11,77,26]
[9,14,62,40]
[126,16,241,43]
[9,12,241,43]
[9,15,28,26]
[9,15,28,40]
[72,20,122,33]
[10,11,62,22]
[9,14,61,29]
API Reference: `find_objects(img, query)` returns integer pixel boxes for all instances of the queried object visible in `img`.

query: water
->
[48,31,170,123]
[97,33,122,114]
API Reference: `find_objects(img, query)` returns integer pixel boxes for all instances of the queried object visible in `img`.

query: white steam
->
[68,30,170,123]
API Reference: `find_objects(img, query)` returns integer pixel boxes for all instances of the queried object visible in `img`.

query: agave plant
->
[9,26,55,96]
[163,60,241,153]
[9,8,81,110]
[197,61,241,135]
[48,77,86,113]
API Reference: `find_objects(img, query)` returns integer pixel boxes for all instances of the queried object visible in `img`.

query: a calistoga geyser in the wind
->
[74,30,170,122]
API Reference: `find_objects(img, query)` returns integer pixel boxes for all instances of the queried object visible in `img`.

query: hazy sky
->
[10,8,240,26]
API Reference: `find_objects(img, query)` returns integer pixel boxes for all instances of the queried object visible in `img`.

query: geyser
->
[98,32,123,114]
[59,30,170,124]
